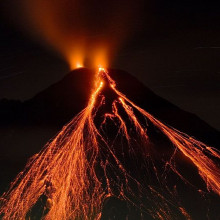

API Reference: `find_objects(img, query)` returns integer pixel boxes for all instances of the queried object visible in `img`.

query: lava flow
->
[0,68,220,219]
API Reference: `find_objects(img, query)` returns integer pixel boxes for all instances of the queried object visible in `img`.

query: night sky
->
[0,0,220,130]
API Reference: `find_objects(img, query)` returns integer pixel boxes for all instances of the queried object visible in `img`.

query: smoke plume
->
[2,0,143,69]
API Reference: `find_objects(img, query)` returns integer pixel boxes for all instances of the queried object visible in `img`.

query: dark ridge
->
[0,68,219,146]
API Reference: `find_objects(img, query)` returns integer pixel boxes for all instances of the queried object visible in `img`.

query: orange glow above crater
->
[69,47,108,70]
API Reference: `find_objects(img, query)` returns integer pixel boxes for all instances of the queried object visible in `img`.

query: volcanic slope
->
[0,68,220,219]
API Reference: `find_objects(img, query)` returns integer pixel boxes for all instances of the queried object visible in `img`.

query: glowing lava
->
[0,68,220,219]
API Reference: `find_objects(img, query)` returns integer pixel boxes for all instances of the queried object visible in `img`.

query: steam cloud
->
[2,0,143,69]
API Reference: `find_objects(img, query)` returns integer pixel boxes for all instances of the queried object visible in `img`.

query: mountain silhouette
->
[0,68,219,219]
[0,68,219,140]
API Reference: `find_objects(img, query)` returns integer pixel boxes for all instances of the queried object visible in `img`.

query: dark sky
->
[0,0,219,130]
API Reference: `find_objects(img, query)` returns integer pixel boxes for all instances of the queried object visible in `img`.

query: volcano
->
[0,68,220,219]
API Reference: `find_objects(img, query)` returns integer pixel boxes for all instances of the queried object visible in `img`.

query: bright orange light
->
[92,48,108,69]
[67,47,85,70]
[98,67,105,72]
[69,60,84,70]
[76,62,83,69]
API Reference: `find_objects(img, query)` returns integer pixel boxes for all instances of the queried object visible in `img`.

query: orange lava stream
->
[0,68,220,219]
[112,79,220,197]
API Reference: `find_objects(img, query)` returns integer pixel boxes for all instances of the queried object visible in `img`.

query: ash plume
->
[1,0,144,68]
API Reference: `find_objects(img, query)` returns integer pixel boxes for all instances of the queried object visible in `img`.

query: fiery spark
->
[0,68,220,219]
